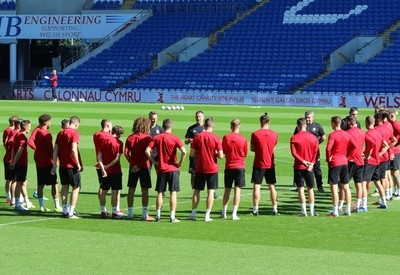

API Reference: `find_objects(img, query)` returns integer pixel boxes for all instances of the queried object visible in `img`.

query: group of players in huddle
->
[3,105,399,221]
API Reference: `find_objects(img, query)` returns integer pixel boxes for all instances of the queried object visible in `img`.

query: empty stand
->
[41,0,400,94]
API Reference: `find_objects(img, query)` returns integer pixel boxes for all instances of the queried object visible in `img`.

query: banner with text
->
[13,88,399,109]
[0,13,141,39]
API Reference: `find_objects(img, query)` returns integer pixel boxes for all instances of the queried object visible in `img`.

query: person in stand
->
[45,69,58,102]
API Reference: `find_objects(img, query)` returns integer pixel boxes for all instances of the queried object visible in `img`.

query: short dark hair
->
[230,119,240,129]
[149,111,158,116]
[70,116,80,126]
[204,117,214,129]
[162,119,173,130]
[331,116,341,125]
[347,115,356,126]
[349,107,358,115]
[112,125,124,137]
[38,114,51,125]
[20,120,31,131]
[61,119,69,129]
[296,117,306,128]
[100,119,110,129]
[365,115,375,126]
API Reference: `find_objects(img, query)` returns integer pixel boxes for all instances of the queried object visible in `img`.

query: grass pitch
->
[0,101,399,274]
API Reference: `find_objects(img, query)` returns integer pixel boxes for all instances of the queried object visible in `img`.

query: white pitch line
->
[0,217,59,227]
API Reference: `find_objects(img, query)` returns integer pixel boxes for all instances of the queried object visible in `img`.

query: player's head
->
[132,117,150,134]
[259,112,270,126]
[8,115,18,126]
[69,116,80,129]
[365,115,375,129]
[14,118,22,129]
[388,109,398,122]
[53,69,57,75]
[112,125,124,139]
[304,110,314,125]
[38,114,52,129]
[296,117,307,131]
[204,117,214,130]
[374,112,384,125]
[230,119,241,131]
[374,104,384,114]
[347,115,357,127]
[195,111,204,125]
[381,110,389,122]
[148,111,158,127]
[349,107,358,117]
[100,119,112,133]
[162,119,173,131]
[331,116,341,129]
[20,120,31,134]
[61,119,69,129]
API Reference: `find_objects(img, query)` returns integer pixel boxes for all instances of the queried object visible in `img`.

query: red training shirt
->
[99,136,123,174]
[148,132,184,173]
[192,131,222,174]
[347,126,366,166]
[251,128,278,169]
[290,131,319,170]
[222,132,248,169]
[13,132,28,166]
[326,129,355,168]
[34,128,54,168]
[124,132,152,169]
[55,128,81,169]
[364,128,383,166]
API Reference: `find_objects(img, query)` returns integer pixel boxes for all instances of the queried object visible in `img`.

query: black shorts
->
[101,173,122,191]
[127,168,151,189]
[378,161,389,180]
[348,162,363,184]
[96,169,102,184]
[155,171,180,192]
[251,167,276,185]
[362,164,380,182]
[328,165,349,185]
[194,173,218,190]
[4,160,15,181]
[188,156,197,174]
[14,165,27,182]
[37,165,57,186]
[59,168,81,187]
[293,169,315,188]
[390,154,400,171]
[224,169,245,188]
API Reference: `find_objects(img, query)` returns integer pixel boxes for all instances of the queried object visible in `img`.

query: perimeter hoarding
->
[15,88,397,108]
[0,13,141,39]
